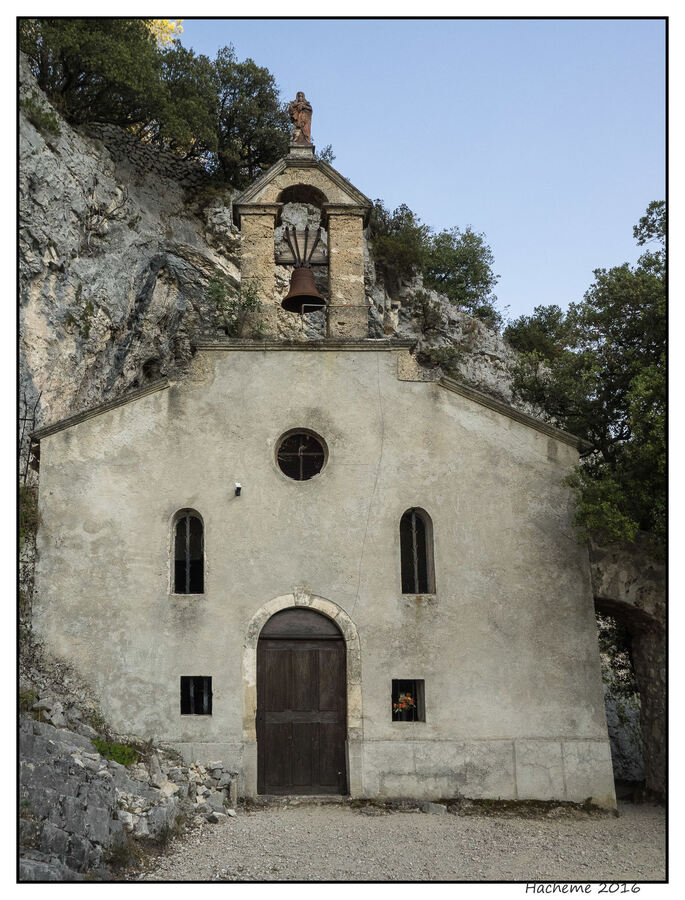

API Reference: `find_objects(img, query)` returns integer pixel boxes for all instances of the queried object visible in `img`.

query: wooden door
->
[257,609,347,795]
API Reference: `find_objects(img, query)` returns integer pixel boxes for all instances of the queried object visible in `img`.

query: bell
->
[281,267,326,313]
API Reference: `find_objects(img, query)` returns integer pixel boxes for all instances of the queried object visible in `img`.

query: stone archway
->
[242,591,362,798]
[590,537,665,799]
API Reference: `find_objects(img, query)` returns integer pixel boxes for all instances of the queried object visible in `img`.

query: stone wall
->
[86,123,213,190]
[327,213,367,338]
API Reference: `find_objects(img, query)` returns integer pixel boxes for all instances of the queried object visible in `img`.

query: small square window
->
[180,676,212,715]
[391,679,425,722]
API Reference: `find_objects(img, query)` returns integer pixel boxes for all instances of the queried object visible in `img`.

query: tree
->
[316,144,336,164]
[19,22,292,179]
[213,46,290,188]
[368,200,431,290]
[504,202,665,549]
[424,226,502,329]
[369,200,503,329]
[147,44,218,159]
[20,18,163,127]
[146,19,183,46]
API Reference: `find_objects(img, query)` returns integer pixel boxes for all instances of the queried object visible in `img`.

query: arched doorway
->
[257,607,347,795]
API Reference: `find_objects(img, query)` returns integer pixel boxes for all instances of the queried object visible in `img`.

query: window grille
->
[277,431,326,480]
[180,676,212,715]
[174,512,204,594]
[400,508,435,593]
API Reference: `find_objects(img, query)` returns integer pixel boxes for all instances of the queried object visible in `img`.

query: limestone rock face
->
[19,52,239,442]
[366,273,527,408]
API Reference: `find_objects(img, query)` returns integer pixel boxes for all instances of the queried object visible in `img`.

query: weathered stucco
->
[33,345,615,805]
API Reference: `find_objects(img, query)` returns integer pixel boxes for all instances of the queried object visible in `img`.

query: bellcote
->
[232,92,372,339]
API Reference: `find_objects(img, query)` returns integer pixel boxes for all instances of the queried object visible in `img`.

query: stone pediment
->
[232,155,372,227]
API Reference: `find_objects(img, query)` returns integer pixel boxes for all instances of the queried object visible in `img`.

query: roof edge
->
[194,338,416,352]
[438,375,590,451]
[31,378,171,443]
[233,155,372,223]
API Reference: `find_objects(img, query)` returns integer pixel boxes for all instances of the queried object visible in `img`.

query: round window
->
[276,430,327,481]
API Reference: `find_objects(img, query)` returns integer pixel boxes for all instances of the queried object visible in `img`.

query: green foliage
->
[406,290,444,335]
[316,144,336,164]
[369,201,430,289]
[92,739,139,766]
[19,689,37,712]
[633,199,665,247]
[212,46,290,188]
[423,226,502,329]
[87,709,107,732]
[504,202,665,549]
[597,613,642,755]
[20,19,162,127]
[19,484,39,547]
[369,200,503,329]
[208,275,265,338]
[20,21,291,184]
[20,91,61,136]
[105,835,143,869]
[64,283,95,339]
[138,43,218,159]
[596,613,639,699]
[417,346,462,379]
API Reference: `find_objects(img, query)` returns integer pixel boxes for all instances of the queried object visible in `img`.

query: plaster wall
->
[34,347,615,805]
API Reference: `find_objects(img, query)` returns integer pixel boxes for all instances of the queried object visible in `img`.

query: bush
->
[19,689,37,712]
[20,20,291,184]
[369,200,503,330]
[105,835,143,869]
[208,275,265,337]
[92,739,139,766]
[20,92,61,136]
[417,346,462,379]
[423,226,502,330]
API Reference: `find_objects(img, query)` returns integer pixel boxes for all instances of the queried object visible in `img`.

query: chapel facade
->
[31,97,616,806]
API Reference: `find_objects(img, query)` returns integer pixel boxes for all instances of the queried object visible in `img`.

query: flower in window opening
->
[393,693,416,715]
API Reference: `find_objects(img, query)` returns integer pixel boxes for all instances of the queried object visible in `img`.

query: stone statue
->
[288,92,313,144]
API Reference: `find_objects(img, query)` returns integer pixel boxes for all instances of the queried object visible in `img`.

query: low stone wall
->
[86,123,212,190]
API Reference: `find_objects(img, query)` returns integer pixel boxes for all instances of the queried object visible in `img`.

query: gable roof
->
[232,156,372,226]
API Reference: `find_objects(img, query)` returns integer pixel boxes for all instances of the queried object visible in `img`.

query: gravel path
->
[137,801,665,882]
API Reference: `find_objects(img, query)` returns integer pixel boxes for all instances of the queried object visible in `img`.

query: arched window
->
[400,508,435,594]
[174,511,204,594]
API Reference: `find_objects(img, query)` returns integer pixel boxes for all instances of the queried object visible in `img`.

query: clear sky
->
[175,19,663,320]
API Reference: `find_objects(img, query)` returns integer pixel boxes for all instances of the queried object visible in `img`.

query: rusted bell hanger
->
[281,226,326,313]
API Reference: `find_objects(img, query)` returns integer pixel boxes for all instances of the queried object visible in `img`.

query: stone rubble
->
[19,689,238,881]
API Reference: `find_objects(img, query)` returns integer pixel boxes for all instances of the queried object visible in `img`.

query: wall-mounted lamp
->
[235,483,242,496]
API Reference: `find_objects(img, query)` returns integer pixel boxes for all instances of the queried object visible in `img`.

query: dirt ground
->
[135,800,666,882]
